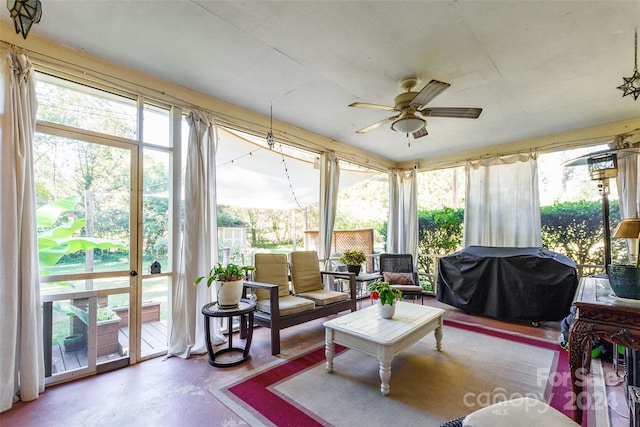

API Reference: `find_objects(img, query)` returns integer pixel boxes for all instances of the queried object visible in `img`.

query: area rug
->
[211,320,578,427]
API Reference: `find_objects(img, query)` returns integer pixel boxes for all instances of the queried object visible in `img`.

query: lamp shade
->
[391,116,425,134]
[613,218,640,239]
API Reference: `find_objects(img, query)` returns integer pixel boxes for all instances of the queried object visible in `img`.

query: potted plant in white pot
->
[195,263,255,309]
[339,249,367,276]
[367,279,403,319]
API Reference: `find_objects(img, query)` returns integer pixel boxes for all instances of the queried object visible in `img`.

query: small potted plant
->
[339,249,367,276]
[367,279,402,319]
[195,263,255,309]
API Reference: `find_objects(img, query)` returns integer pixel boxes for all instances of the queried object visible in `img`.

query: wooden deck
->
[118,319,168,357]
[52,343,88,374]
[51,320,167,375]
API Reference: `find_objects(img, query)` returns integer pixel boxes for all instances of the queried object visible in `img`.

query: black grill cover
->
[436,246,578,321]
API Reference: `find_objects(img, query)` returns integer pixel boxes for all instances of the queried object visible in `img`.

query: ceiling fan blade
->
[419,107,483,119]
[349,102,397,112]
[410,80,451,107]
[412,127,428,139]
[355,115,399,134]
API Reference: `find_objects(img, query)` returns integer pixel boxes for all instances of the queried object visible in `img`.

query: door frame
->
[36,121,141,382]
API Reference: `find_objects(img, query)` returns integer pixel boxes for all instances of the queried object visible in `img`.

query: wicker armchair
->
[379,253,423,303]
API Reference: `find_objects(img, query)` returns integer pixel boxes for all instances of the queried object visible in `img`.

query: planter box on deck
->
[112,302,161,327]
[97,316,121,357]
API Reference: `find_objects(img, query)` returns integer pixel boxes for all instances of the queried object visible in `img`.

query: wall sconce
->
[7,0,42,39]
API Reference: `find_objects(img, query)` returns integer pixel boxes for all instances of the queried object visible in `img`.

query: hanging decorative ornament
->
[617,29,640,101]
[266,104,275,149]
[7,0,42,39]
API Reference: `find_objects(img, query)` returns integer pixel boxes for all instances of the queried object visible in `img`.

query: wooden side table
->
[355,273,383,299]
[569,276,640,424]
[202,298,256,367]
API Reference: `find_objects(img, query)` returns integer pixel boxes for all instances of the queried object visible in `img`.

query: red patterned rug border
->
[221,318,571,426]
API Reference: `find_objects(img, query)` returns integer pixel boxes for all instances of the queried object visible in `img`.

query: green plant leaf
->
[38,218,86,239]
[36,197,127,271]
[60,237,128,253]
[38,245,71,267]
[53,301,89,325]
[36,196,79,228]
[195,263,255,285]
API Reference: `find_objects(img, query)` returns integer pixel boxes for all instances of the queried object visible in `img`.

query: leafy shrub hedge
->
[382,200,622,277]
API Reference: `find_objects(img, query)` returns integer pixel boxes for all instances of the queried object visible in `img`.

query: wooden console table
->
[569,275,640,424]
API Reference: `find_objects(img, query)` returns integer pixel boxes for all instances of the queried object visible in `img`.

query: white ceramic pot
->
[377,300,395,319]
[215,279,244,309]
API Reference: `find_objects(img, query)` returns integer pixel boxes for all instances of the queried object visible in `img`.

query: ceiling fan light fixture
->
[349,79,481,138]
[391,115,425,134]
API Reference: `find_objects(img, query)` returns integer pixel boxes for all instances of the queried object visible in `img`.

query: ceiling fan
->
[349,78,483,139]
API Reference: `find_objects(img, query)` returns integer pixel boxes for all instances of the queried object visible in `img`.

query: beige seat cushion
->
[290,251,325,294]
[296,289,349,306]
[390,284,422,293]
[256,295,315,316]
[462,397,579,427]
[253,253,291,301]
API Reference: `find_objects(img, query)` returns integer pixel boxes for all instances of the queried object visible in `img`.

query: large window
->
[37,74,137,139]
[415,146,619,283]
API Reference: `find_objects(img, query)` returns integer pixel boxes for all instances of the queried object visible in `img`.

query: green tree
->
[217,206,246,227]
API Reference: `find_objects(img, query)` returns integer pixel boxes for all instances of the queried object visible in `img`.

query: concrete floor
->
[0,297,626,427]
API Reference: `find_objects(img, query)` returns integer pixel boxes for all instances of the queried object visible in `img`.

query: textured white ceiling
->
[9,1,640,162]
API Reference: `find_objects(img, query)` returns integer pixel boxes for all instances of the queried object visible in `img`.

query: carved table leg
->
[325,328,335,372]
[379,359,391,395]
[569,318,593,425]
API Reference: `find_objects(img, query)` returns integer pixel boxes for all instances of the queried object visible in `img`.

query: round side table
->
[201,298,256,367]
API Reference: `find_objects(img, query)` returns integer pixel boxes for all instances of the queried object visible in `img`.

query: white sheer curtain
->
[616,155,639,218]
[168,111,224,358]
[0,48,44,412]
[387,168,418,261]
[464,152,541,248]
[616,155,640,262]
[318,151,340,270]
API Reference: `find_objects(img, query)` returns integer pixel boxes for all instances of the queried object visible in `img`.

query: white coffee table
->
[324,301,444,395]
